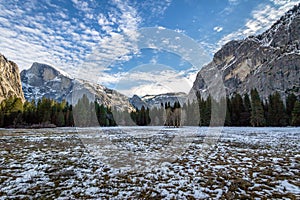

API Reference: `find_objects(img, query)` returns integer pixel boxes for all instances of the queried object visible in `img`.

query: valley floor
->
[0,127,299,199]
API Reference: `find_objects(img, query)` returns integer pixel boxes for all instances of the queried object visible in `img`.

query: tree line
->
[190,89,300,127]
[0,96,74,128]
[127,89,300,127]
[73,94,116,127]
[0,94,116,128]
[1,89,299,128]
[228,89,300,126]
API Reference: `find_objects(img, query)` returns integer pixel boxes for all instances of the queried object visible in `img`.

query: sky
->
[0,0,299,97]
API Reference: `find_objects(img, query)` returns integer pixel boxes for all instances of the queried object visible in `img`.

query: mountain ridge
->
[21,63,134,111]
[129,92,187,109]
[191,3,300,101]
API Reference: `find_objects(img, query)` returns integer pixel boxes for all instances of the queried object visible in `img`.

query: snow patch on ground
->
[0,127,299,199]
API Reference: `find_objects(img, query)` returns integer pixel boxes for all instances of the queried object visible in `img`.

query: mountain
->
[191,4,300,100]
[129,95,148,109]
[0,54,25,103]
[21,63,134,111]
[129,92,187,109]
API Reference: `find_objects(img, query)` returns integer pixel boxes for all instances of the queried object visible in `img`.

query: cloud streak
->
[1,0,299,97]
[114,64,193,97]
[217,0,300,49]
[0,0,144,78]
[0,0,93,73]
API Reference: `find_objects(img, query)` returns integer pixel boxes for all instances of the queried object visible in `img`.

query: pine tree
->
[268,92,287,126]
[0,99,7,127]
[173,101,181,127]
[146,107,151,125]
[23,100,36,125]
[73,94,93,127]
[286,93,297,125]
[250,89,266,127]
[99,104,108,126]
[291,101,300,126]
[68,105,74,126]
[1,96,24,127]
[231,93,244,126]
[36,97,52,124]
[140,105,146,125]
[240,93,251,126]
[56,110,65,127]
[0,111,3,127]
[225,97,232,126]
[199,95,211,126]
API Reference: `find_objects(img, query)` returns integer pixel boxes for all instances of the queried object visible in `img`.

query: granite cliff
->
[0,54,25,103]
[21,63,134,111]
[191,4,300,100]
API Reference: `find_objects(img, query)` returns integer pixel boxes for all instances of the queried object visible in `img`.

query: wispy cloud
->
[76,0,143,82]
[0,1,91,72]
[221,0,241,15]
[0,0,176,96]
[213,26,223,32]
[0,0,143,79]
[217,0,300,50]
[139,0,172,19]
[113,64,193,97]
[229,0,240,5]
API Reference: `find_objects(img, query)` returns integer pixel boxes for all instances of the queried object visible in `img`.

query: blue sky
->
[0,0,299,96]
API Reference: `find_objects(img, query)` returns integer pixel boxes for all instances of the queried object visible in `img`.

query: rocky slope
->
[129,92,187,109]
[191,4,300,100]
[0,54,25,103]
[21,63,134,111]
[129,95,149,109]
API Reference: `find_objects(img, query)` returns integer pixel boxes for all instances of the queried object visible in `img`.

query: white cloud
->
[213,26,223,32]
[106,64,194,97]
[97,13,113,27]
[73,0,143,80]
[174,29,185,34]
[150,57,158,64]
[0,0,197,98]
[140,0,172,17]
[158,26,166,30]
[228,0,239,6]
[0,1,89,71]
[122,84,173,97]
[0,0,144,83]
[217,1,300,50]
[71,0,92,13]
[221,0,240,15]
[270,0,292,5]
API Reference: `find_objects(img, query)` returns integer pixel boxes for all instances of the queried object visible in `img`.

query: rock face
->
[129,95,148,109]
[21,62,73,101]
[129,92,187,109]
[0,54,25,103]
[191,4,300,100]
[21,63,134,111]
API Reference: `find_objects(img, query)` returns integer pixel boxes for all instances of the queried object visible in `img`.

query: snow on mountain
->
[21,63,134,111]
[129,92,187,109]
[191,4,300,100]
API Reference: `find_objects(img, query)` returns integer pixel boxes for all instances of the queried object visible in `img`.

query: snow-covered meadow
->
[0,127,299,199]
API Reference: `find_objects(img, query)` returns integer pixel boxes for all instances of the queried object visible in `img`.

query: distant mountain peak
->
[21,63,134,111]
[130,92,187,109]
[28,62,71,79]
